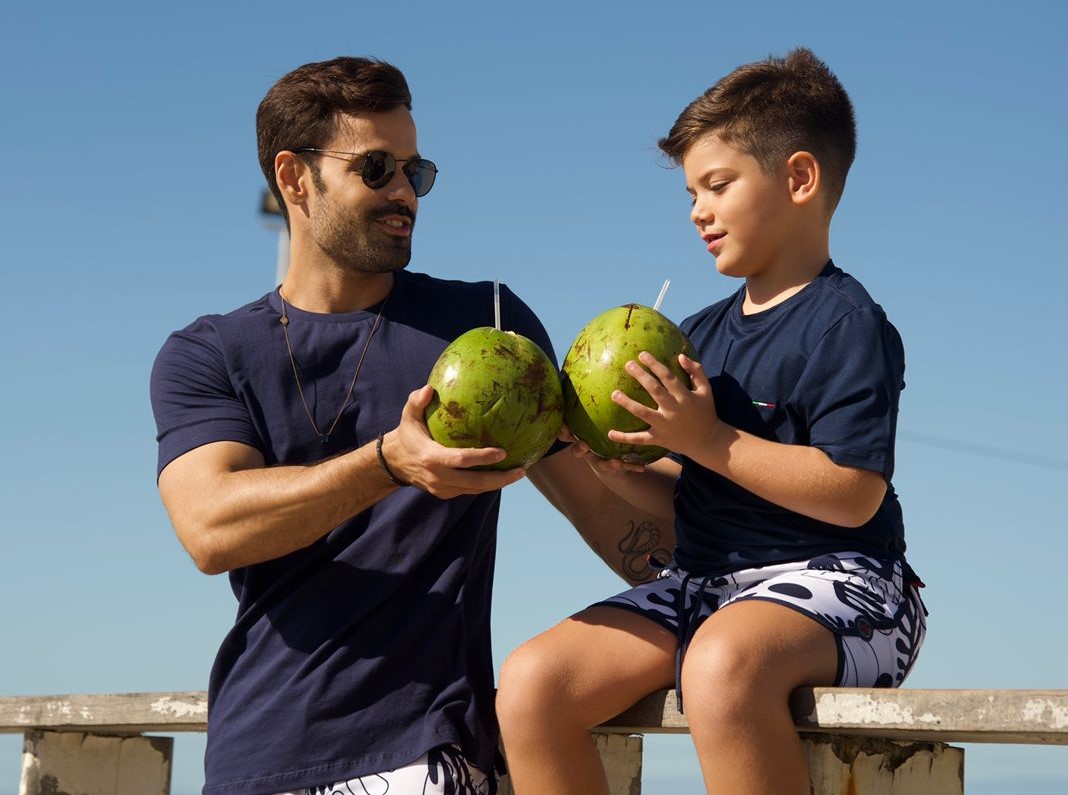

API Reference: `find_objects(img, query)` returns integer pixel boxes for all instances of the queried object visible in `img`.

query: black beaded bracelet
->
[375,432,408,487]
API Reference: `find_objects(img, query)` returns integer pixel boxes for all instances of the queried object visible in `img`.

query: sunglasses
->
[293,148,438,197]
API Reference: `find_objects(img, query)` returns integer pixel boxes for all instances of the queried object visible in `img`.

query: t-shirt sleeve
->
[498,283,558,367]
[150,319,263,478]
[791,308,905,479]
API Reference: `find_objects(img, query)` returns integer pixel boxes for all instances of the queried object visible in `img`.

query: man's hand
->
[382,385,527,499]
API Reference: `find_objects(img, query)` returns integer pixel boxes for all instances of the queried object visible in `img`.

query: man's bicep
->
[158,441,265,525]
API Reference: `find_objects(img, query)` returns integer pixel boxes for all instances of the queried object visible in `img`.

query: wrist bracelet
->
[376,432,408,487]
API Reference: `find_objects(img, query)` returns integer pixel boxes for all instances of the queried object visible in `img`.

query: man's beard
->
[311,198,415,275]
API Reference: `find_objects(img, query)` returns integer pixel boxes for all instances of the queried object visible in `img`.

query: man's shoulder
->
[179,292,276,331]
[398,270,508,308]
[156,292,275,361]
[397,269,545,339]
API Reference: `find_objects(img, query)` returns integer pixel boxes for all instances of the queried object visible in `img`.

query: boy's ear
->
[786,151,820,207]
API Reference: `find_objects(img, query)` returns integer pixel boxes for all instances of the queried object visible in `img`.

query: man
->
[151,56,668,795]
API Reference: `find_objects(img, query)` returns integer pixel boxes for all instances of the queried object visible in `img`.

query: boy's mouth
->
[702,231,725,253]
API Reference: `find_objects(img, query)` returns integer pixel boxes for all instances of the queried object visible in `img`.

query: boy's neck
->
[742,241,830,315]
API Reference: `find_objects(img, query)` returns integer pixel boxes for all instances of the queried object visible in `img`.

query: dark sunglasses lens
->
[406,160,437,197]
[361,151,395,189]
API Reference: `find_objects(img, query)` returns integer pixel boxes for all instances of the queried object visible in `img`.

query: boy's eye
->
[710,181,729,193]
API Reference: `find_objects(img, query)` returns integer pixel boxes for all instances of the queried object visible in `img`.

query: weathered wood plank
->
[791,688,1068,745]
[598,688,1068,745]
[0,692,207,734]
[3,688,1067,745]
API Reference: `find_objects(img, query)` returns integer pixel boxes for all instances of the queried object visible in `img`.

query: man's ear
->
[786,151,820,207]
[275,151,312,212]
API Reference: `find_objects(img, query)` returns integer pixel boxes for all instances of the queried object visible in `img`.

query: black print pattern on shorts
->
[595,551,927,691]
[284,745,493,795]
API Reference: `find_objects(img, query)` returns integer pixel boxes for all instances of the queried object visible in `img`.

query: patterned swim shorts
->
[272,745,493,795]
[595,551,927,698]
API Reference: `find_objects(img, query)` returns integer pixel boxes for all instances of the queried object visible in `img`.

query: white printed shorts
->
[273,745,493,795]
[595,551,927,705]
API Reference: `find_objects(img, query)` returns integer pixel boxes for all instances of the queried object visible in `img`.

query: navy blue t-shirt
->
[150,270,558,795]
[673,261,911,575]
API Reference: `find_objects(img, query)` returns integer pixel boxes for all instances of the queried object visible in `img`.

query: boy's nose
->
[690,199,713,226]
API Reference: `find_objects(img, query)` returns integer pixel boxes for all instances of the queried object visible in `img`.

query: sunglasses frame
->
[292,148,438,197]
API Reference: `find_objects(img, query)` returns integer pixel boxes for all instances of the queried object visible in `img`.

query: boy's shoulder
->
[679,262,894,339]
[817,262,885,316]
[679,283,745,331]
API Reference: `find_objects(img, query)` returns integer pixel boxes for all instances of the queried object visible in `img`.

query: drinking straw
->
[653,279,670,311]
[494,279,501,330]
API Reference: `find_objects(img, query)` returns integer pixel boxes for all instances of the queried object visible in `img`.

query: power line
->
[899,431,1068,472]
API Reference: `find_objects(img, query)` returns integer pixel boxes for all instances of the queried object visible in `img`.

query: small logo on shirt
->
[855,617,874,640]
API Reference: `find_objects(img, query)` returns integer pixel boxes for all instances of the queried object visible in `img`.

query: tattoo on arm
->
[617,520,672,582]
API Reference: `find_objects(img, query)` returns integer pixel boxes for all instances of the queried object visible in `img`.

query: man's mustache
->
[371,203,415,222]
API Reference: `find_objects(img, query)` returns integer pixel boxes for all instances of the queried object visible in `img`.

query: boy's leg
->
[497,605,676,795]
[680,599,838,795]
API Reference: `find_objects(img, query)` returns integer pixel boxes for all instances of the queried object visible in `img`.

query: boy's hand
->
[561,424,647,478]
[607,352,717,460]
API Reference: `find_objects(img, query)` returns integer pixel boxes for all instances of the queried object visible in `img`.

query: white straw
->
[653,279,671,311]
[494,279,501,330]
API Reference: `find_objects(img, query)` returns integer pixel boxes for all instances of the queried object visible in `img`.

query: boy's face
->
[682,134,794,279]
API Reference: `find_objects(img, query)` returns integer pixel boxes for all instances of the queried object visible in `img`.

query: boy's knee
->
[680,641,772,723]
[497,641,561,724]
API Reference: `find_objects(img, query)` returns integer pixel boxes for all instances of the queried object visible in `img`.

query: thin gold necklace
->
[278,288,389,444]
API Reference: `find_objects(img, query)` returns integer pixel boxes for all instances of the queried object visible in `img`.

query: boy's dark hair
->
[659,48,856,212]
[256,56,412,225]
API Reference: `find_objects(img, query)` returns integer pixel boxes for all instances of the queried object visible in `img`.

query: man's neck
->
[280,261,396,314]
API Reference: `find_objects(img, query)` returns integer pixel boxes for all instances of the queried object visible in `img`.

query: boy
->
[496,48,927,794]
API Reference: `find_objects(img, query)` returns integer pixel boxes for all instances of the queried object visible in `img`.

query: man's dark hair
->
[256,57,412,225]
[659,48,856,212]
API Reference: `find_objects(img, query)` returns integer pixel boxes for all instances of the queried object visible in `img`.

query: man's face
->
[305,107,422,274]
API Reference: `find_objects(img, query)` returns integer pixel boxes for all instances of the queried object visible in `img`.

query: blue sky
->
[2,1,1066,792]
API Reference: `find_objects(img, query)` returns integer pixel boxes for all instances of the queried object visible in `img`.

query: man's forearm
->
[529,453,676,585]
[160,440,397,574]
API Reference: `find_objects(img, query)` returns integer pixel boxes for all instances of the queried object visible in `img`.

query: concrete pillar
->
[19,731,173,795]
[803,733,964,795]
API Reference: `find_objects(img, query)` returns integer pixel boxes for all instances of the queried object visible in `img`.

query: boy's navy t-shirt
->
[673,261,911,575]
[150,270,558,795]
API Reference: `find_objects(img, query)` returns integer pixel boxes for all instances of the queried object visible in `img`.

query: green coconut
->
[425,327,564,470]
[562,304,696,464]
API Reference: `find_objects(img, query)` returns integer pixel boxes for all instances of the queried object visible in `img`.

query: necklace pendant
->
[319,434,330,444]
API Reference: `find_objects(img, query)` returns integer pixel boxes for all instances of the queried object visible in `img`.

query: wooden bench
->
[2,688,1066,794]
